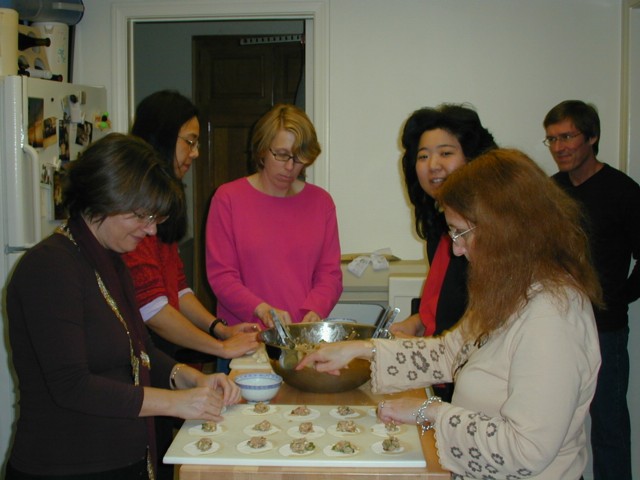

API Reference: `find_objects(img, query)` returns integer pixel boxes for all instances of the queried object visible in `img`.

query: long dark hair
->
[63,133,178,222]
[401,104,497,247]
[131,90,199,242]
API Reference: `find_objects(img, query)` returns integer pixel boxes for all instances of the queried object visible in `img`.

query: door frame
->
[112,0,330,189]
[622,4,640,479]
[620,0,640,174]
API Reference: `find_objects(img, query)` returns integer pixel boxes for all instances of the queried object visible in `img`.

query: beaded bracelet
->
[170,363,186,390]
[415,395,442,435]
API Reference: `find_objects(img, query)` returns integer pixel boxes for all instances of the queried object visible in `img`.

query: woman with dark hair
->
[6,133,240,479]
[125,90,258,362]
[129,89,195,242]
[205,103,342,329]
[389,104,496,401]
[299,149,602,480]
[124,91,259,479]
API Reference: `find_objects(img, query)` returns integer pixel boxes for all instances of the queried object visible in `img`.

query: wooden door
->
[192,35,304,311]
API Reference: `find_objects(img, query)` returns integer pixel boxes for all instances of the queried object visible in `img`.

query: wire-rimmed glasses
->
[131,212,169,227]
[542,132,583,147]
[448,225,476,245]
[178,136,200,152]
[269,148,306,166]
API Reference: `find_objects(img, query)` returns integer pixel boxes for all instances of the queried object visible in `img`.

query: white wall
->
[3,0,636,477]
[74,0,623,262]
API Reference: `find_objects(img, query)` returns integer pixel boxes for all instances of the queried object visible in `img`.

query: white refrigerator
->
[0,75,109,465]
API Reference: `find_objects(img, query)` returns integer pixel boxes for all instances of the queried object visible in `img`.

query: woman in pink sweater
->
[206,104,343,329]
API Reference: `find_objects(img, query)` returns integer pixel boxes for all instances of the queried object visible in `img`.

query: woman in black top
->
[390,104,496,401]
[6,133,240,479]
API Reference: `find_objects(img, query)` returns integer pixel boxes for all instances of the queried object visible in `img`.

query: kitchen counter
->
[174,368,449,479]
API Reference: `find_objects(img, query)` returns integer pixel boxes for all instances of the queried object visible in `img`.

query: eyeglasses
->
[542,132,583,147]
[269,148,306,165]
[178,136,200,152]
[448,225,476,245]
[132,212,169,227]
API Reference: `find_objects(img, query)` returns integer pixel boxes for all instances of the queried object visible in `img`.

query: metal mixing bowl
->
[259,322,390,393]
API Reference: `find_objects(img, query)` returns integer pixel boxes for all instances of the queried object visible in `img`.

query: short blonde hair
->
[251,104,321,170]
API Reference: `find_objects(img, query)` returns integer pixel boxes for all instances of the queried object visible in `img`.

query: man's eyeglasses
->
[448,225,476,245]
[132,212,169,227]
[178,136,200,152]
[542,132,583,147]
[269,148,306,165]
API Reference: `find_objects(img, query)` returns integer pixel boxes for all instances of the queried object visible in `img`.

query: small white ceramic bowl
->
[234,373,283,403]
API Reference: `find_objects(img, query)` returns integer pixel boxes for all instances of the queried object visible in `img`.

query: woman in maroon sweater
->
[5,134,240,479]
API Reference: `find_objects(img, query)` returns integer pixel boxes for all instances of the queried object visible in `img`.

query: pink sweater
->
[206,178,342,326]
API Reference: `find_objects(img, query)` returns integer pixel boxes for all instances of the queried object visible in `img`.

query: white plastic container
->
[0,7,18,76]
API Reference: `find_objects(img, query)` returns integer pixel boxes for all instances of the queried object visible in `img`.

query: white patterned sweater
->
[371,285,600,480]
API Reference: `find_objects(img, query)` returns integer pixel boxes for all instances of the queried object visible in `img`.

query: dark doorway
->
[192,34,304,311]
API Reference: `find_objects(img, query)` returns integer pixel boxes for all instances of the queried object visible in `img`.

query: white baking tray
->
[164,404,427,468]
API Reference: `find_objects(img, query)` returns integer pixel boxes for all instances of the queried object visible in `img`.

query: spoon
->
[271,310,301,369]
[372,307,400,339]
[270,309,296,349]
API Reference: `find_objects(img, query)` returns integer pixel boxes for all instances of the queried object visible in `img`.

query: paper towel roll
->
[0,8,18,76]
[33,22,69,81]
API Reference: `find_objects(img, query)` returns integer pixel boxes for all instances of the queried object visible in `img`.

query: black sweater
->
[426,229,468,336]
[553,163,640,331]
[7,232,174,475]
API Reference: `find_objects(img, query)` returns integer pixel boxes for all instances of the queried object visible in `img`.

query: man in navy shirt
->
[544,100,640,480]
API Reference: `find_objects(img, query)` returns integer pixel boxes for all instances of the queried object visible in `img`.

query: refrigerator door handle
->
[4,145,43,254]
[23,144,42,244]
[12,143,42,249]
[6,245,30,254]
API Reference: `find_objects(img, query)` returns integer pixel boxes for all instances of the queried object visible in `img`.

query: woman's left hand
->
[236,322,262,333]
[377,398,425,425]
[198,373,242,406]
[218,322,261,339]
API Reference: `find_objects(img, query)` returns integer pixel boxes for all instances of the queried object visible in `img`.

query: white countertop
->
[164,403,426,469]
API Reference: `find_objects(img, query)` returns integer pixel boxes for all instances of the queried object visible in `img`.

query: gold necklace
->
[56,223,155,479]
[56,224,151,384]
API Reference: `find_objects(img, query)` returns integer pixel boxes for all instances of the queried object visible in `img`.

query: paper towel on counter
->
[346,248,392,277]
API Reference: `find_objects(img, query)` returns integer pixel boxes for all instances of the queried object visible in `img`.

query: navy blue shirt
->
[553,163,640,331]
